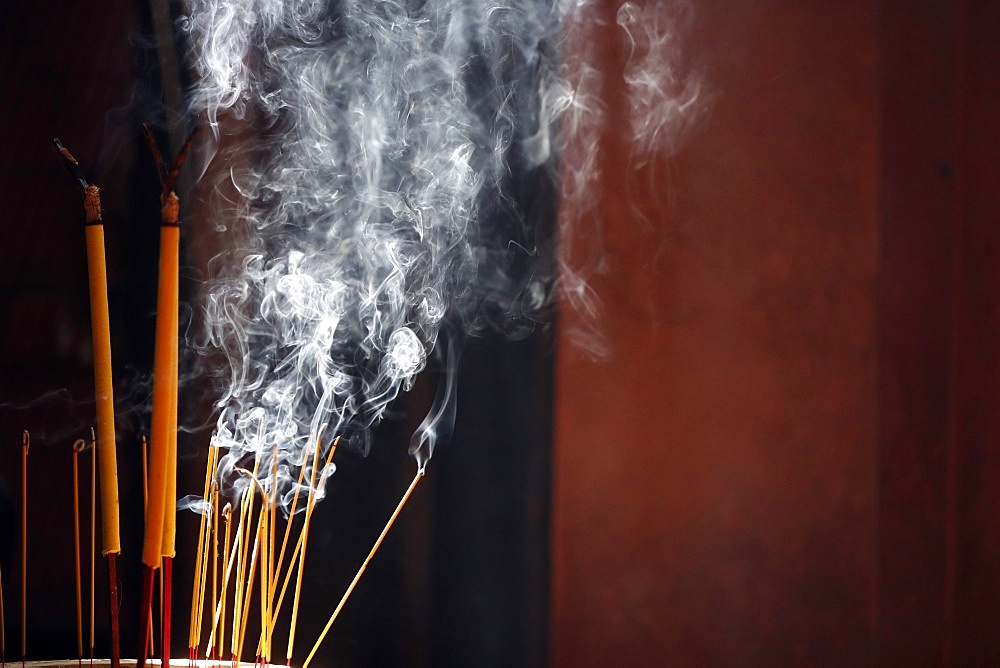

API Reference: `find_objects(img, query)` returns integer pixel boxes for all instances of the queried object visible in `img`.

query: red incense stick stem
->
[161,556,172,668]
[136,565,155,668]
[107,553,120,668]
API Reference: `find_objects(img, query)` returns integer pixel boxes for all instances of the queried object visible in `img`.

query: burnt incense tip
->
[22,430,29,452]
[53,138,89,189]
[73,439,86,453]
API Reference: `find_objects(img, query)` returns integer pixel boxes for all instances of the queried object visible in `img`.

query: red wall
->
[551,1,1000,664]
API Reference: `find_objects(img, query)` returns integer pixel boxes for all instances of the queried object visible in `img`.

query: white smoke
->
[179,0,702,505]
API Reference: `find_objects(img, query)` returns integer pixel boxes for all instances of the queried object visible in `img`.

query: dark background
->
[0,0,551,665]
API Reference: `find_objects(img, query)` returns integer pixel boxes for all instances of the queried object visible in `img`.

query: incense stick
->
[302,468,425,668]
[138,124,194,668]
[140,438,154,658]
[206,504,234,659]
[0,551,5,665]
[189,443,217,657]
[287,436,337,665]
[89,431,96,663]
[54,140,123,668]
[266,437,337,648]
[73,439,86,662]
[21,430,28,664]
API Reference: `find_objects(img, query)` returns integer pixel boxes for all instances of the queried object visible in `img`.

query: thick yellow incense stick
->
[82,183,122,557]
[144,193,179,569]
[303,468,425,668]
[73,439,85,660]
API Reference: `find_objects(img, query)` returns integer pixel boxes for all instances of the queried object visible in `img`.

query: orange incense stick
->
[138,124,194,668]
[189,443,217,654]
[55,141,123,667]
[287,435,338,664]
[206,503,233,660]
[235,506,265,662]
[0,548,5,665]
[89,431,96,661]
[267,437,337,643]
[21,430,28,664]
[73,439,86,661]
[302,467,425,668]
[140,438,154,658]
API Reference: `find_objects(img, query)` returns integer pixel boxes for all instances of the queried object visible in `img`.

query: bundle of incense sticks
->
[35,134,428,666]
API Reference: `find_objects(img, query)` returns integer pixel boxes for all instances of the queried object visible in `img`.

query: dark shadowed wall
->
[551,0,1000,665]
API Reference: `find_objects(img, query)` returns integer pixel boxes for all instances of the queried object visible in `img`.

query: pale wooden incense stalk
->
[229,489,251,659]
[231,471,268,663]
[229,503,245,660]
[21,430,28,664]
[189,444,217,657]
[265,446,279,662]
[73,439,86,662]
[0,548,5,664]
[286,436,337,664]
[235,502,266,661]
[230,462,261,660]
[258,501,269,663]
[207,504,233,660]
[266,437,338,654]
[140,438,154,658]
[90,431,96,662]
[265,444,310,618]
[193,481,218,658]
[302,467,425,668]
[210,490,219,659]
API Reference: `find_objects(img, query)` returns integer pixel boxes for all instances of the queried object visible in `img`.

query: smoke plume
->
[179,0,702,504]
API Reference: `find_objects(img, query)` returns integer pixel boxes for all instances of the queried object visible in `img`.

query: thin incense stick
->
[267,438,337,641]
[230,461,260,661]
[287,436,337,664]
[189,443,216,655]
[210,489,219,659]
[73,439,86,662]
[0,551,5,665]
[140,438,154,658]
[89,431,96,662]
[266,445,309,616]
[21,430,28,664]
[265,446,278,660]
[206,504,233,659]
[302,468,425,668]
[235,507,265,662]
[193,482,218,659]
[231,471,268,663]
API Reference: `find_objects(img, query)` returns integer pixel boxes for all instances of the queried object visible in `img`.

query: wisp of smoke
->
[178,0,702,508]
